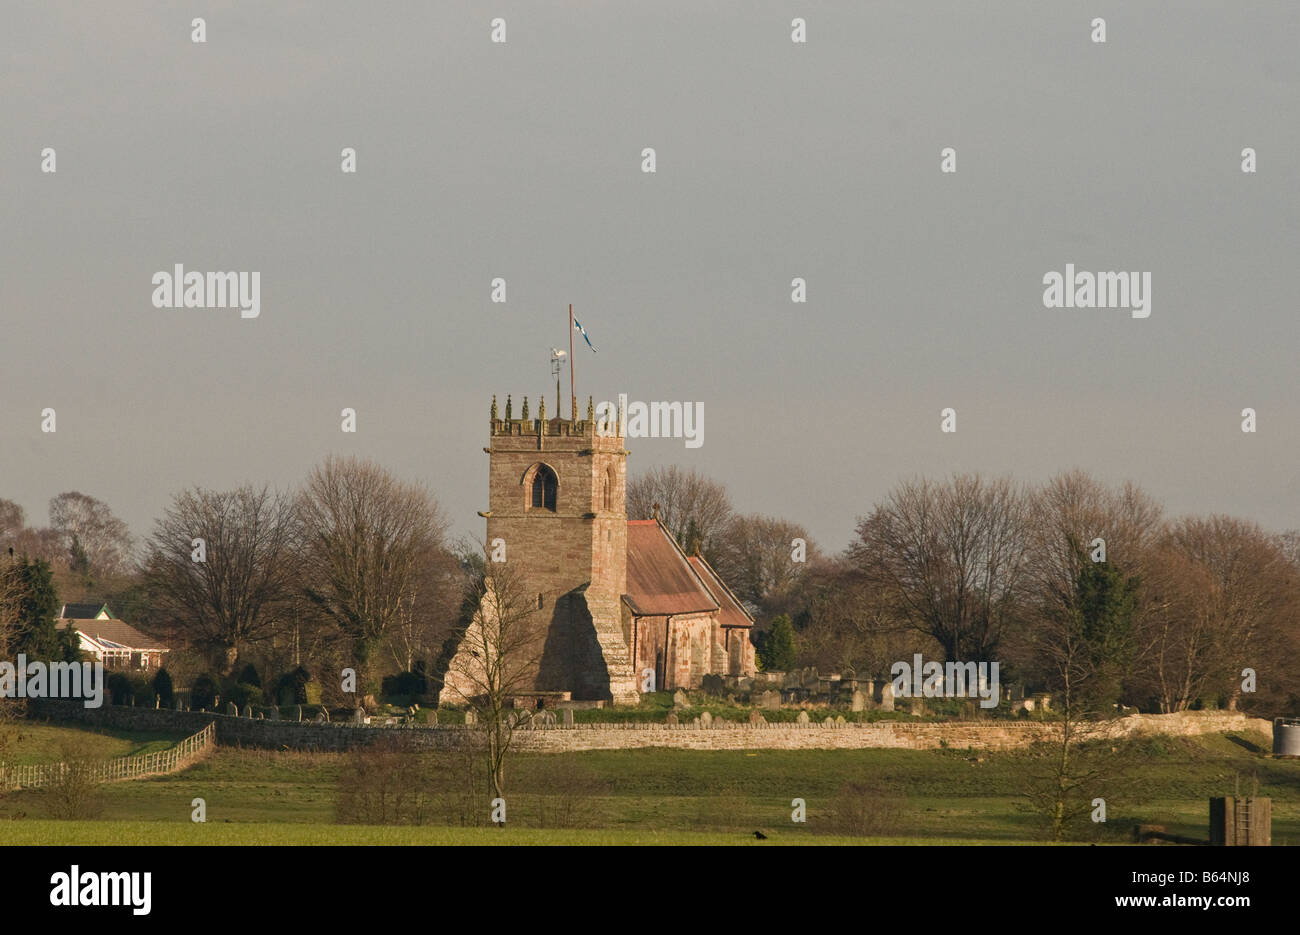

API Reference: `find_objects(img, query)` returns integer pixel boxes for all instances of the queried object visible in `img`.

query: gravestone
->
[714,716,727,728]
[672,690,690,708]
[666,711,679,726]
[879,683,895,712]
[748,710,766,726]
[909,699,927,717]
[835,715,847,728]
[539,710,556,728]
[267,705,280,720]
[692,717,701,729]
[796,710,810,725]
[154,696,160,709]
[850,690,867,712]
[428,709,438,726]
[173,698,183,711]
[352,707,365,724]
[313,712,327,724]
[241,704,253,719]
[699,711,713,728]
[464,709,478,726]
[823,716,834,728]
[762,690,781,711]
[295,705,302,722]
[562,707,574,728]
[224,702,238,716]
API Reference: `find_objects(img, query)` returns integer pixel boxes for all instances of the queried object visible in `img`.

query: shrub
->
[190,673,219,709]
[40,755,105,820]
[237,663,261,687]
[827,780,904,837]
[151,668,175,705]
[381,670,428,702]
[274,666,311,706]
[106,673,132,706]
[225,681,264,708]
[335,737,431,825]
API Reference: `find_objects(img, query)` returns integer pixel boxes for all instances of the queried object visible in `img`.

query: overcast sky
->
[2,1,1297,555]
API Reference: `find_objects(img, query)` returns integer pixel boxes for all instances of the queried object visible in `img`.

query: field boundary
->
[23,699,1271,754]
[0,722,215,790]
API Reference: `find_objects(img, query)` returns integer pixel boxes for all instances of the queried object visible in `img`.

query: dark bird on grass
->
[752,831,767,840]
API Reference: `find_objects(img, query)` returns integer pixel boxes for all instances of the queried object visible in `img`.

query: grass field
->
[2,723,1296,845]
[0,722,189,766]
[3,821,1044,846]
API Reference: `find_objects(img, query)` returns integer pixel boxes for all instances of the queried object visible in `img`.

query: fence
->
[0,721,215,790]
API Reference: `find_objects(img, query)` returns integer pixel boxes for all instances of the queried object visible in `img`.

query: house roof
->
[57,618,168,652]
[59,602,111,620]
[624,520,719,617]
[688,555,754,629]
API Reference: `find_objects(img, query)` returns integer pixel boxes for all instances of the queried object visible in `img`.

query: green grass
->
[0,821,1056,846]
[2,722,1295,844]
[0,721,189,766]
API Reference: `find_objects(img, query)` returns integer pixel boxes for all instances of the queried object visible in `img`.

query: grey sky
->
[2,1,1297,555]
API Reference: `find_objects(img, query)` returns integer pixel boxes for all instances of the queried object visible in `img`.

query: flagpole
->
[569,303,577,420]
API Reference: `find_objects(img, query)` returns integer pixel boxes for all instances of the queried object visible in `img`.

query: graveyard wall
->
[24,700,1270,755]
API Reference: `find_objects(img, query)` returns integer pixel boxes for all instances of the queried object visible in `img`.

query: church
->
[441,394,755,706]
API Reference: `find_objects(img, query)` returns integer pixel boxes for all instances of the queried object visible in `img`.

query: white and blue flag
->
[573,317,597,352]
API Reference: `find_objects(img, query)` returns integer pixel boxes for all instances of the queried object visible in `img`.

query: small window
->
[537,592,544,610]
[602,467,613,511]
[530,465,557,511]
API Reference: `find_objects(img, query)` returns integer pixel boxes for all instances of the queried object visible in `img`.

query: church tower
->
[480,394,639,703]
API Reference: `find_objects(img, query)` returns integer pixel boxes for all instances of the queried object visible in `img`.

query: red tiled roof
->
[57,618,169,652]
[688,556,754,629]
[624,521,718,617]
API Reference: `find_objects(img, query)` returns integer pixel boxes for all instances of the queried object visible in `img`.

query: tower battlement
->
[488,395,624,442]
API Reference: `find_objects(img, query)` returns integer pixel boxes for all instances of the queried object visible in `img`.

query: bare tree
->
[626,466,732,559]
[297,456,449,703]
[144,485,298,676]
[1139,516,1299,713]
[849,474,1030,662]
[385,547,465,674]
[0,500,25,548]
[1023,556,1139,841]
[768,555,918,677]
[441,561,545,816]
[48,491,134,580]
[711,514,817,608]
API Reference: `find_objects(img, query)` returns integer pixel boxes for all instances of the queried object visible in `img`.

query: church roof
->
[624,520,719,617]
[688,555,754,629]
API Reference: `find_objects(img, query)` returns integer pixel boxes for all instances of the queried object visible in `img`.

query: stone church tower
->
[477,394,639,704]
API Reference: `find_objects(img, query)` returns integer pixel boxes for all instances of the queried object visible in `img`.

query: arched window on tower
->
[602,467,612,511]
[530,464,557,511]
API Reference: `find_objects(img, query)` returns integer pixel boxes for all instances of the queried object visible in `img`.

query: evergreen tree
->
[758,614,797,672]
[4,556,75,660]
[1074,560,1140,710]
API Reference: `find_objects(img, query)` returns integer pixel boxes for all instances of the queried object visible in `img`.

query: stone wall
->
[26,700,1269,755]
